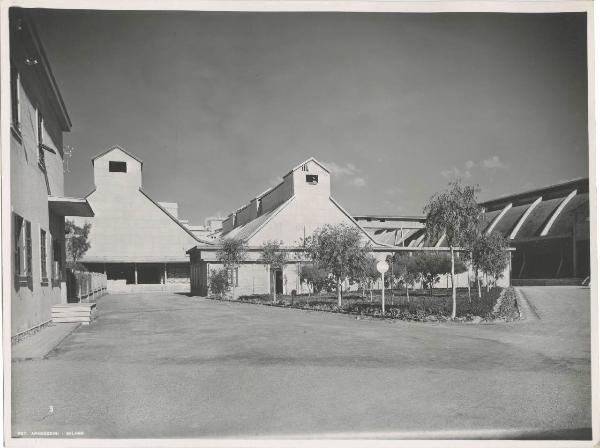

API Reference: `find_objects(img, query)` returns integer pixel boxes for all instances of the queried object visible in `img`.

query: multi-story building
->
[9,9,93,336]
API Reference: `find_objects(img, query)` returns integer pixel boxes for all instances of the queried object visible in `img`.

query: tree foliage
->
[350,254,380,299]
[217,238,247,299]
[300,264,336,293]
[424,181,482,317]
[305,224,371,306]
[472,231,510,289]
[65,220,91,267]
[424,181,482,249]
[208,268,229,298]
[259,240,287,270]
[259,240,288,302]
[217,238,248,268]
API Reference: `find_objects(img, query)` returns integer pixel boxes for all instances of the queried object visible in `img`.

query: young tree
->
[259,240,288,302]
[392,254,420,302]
[208,268,229,298]
[350,254,379,302]
[472,231,510,293]
[300,264,335,295]
[217,238,247,300]
[412,252,451,296]
[305,224,371,307]
[65,220,92,269]
[424,181,482,318]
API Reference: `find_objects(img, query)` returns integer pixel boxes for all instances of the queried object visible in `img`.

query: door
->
[275,269,283,294]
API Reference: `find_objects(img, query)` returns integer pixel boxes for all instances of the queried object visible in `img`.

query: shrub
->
[209,268,229,298]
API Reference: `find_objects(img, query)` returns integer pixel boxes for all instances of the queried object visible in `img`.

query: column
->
[134,263,138,285]
[164,263,168,285]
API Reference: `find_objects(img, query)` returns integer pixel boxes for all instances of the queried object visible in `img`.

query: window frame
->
[228,267,239,287]
[13,213,33,288]
[306,174,319,185]
[109,161,127,173]
[40,228,48,285]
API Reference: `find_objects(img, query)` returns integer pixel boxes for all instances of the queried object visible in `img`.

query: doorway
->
[274,269,283,295]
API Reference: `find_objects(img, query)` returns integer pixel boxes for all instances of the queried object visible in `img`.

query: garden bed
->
[207,287,520,323]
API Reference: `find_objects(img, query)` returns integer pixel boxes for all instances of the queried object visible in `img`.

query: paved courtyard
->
[11,286,591,439]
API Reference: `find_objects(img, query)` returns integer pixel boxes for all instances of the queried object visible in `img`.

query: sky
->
[31,10,588,224]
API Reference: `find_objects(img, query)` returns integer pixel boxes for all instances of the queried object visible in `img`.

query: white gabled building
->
[72,145,213,292]
[187,157,384,297]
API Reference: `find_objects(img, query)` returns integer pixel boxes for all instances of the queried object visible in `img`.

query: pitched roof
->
[287,157,330,175]
[329,197,388,247]
[138,188,214,245]
[221,198,294,242]
[91,145,144,166]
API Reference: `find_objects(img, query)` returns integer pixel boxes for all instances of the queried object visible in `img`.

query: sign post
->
[376,260,389,314]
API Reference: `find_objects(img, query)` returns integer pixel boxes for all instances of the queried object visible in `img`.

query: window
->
[306,174,318,185]
[13,213,32,286]
[25,221,32,277]
[228,267,239,287]
[14,214,23,277]
[52,236,61,285]
[301,164,308,172]
[40,229,48,284]
[37,111,45,170]
[109,161,127,172]
[10,65,20,134]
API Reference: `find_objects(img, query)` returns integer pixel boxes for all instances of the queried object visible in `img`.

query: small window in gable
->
[306,174,318,185]
[109,161,127,172]
[301,164,308,172]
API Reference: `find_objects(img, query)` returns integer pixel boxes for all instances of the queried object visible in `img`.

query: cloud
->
[323,161,367,188]
[352,177,367,187]
[441,155,507,180]
[481,155,506,169]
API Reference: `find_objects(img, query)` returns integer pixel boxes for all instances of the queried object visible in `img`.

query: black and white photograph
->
[3,0,597,445]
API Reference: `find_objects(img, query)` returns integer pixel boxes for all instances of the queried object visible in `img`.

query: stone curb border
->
[513,287,541,321]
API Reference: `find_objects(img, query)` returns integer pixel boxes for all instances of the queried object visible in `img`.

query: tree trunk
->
[370,284,373,303]
[477,269,482,298]
[272,268,276,303]
[406,284,410,303]
[467,267,471,303]
[337,281,342,307]
[450,247,456,319]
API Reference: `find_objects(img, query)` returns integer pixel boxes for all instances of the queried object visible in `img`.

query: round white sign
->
[376,260,389,274]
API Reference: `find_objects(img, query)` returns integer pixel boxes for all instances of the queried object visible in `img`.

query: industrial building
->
[72,146,213,292]
[187,158,383,297]
[187,158,514,296]
[356,179,591,284]
[479,178,590,284]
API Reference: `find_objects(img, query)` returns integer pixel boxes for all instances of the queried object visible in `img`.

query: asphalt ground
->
[11,286,592,439]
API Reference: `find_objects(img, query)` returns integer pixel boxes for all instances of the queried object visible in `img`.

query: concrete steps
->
[52,303,97,324]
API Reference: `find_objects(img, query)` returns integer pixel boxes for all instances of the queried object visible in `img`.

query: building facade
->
[73,146,212,292]
[188,158,383,296]
[479,178,590,283]
[9,9,93,336]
